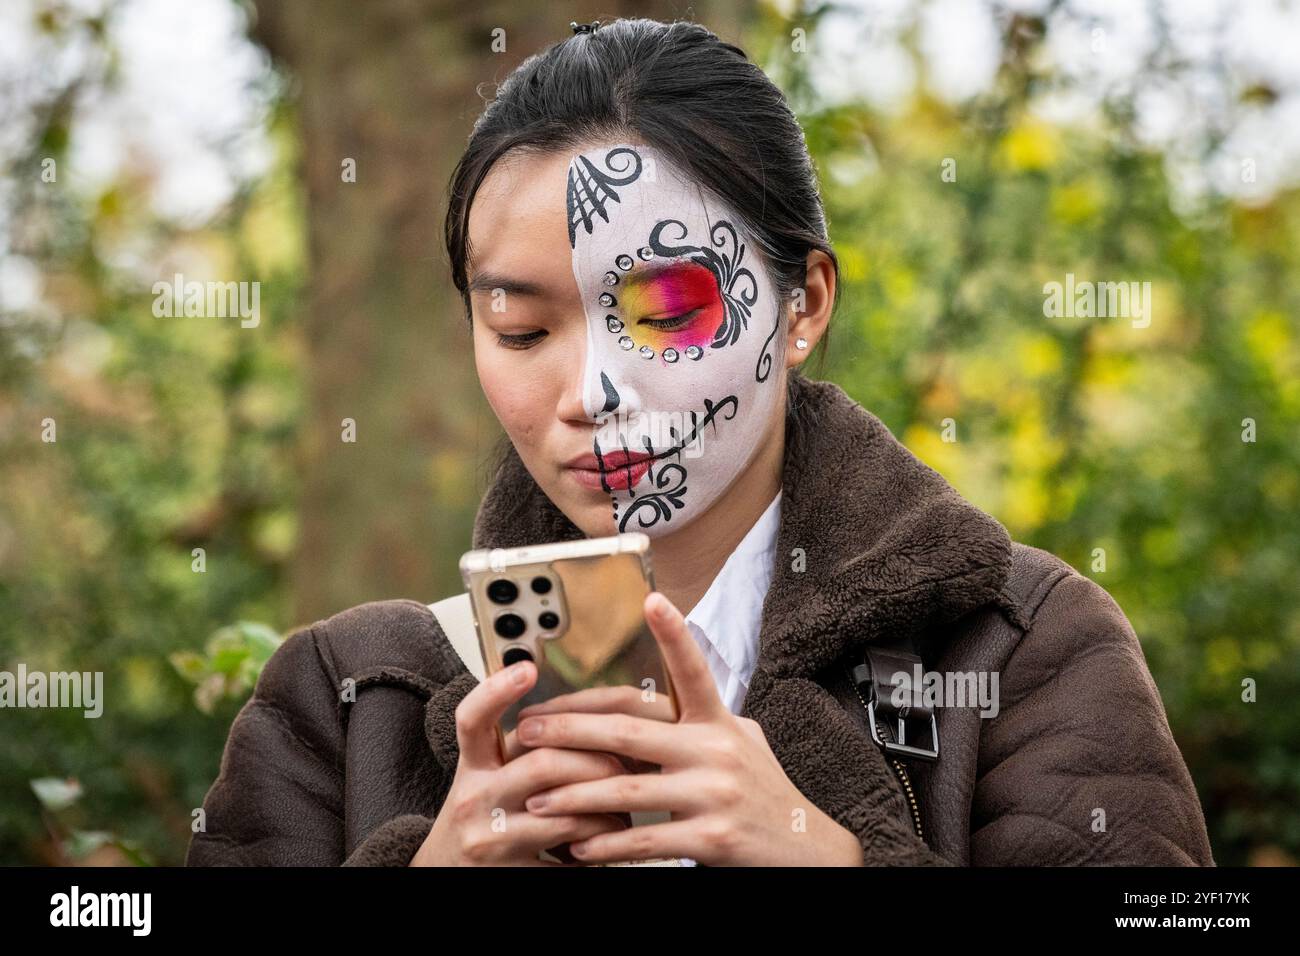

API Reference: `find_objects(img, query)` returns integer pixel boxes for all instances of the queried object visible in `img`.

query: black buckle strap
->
[850,641,940,763]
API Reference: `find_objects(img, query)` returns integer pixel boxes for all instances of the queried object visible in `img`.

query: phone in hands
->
[459,532,679,864]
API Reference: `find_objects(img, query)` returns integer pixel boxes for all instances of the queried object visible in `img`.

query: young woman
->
[188,18,1214,867]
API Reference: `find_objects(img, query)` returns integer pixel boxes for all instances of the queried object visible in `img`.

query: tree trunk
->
[250,0,746,623]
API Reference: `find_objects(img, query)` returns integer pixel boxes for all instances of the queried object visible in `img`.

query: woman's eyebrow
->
[465,271,550,297]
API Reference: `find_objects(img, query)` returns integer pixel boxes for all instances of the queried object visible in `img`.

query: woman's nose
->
[566,344,643,425]
[589,363,646,420]
[594,370,621,415]
[576,366,630,422]
[555,355,614,424]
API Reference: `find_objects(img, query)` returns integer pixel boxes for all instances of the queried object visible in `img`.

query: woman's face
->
[467,140,788,538]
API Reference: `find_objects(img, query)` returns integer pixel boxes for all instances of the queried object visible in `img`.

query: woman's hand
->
[512,591,865,866]
[409,658,631,866]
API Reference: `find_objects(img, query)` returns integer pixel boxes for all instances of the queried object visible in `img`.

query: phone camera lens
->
[494,613,526,639]
[502,645,534,667]
[538,611,559,630]
[530,576,552,595]
[487,579,518,604]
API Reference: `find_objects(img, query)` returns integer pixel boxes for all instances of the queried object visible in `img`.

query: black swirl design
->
[620,462,688,531]
[647,219,759,352]
[756,306,780,383]
[566,147,644,248]
[595,395,740,532]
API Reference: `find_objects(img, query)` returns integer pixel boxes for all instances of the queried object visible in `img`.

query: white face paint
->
[567,143,786,536]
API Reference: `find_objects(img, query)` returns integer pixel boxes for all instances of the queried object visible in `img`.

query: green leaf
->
[236,621,284,663]
[168,650,209,682]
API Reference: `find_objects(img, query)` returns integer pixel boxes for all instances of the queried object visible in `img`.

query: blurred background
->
[1,0,1297,866]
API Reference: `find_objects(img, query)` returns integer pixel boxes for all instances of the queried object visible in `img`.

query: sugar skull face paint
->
[612,260,724,354]
[567,143,786,535]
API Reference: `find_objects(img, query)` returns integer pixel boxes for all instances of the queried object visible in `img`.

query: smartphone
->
[459,532,680,865]
[459,532,678,751]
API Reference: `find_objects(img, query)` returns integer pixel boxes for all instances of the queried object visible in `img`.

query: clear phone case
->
[459,532,680,865]
[459,532,678,748]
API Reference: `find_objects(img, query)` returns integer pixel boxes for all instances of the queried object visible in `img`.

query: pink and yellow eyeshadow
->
[616,261,723,354]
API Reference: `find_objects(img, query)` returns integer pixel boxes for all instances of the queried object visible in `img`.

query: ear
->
[784,250,835,368]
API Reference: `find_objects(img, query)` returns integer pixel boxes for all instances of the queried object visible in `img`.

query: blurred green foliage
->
[756,3,1300,865]
[1,1,1297,866]
[169,620,283,715]
[30,776,153,866]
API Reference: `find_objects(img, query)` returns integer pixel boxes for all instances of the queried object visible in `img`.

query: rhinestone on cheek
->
[637,246,654,260]
[603,271,619,286]
[685,345,703,360]
[618,335,635,350]
[663,348,679,363]
[639,346,654,359]
[599,292,616,307]
[616,254,634,271]
[606,316,624,333]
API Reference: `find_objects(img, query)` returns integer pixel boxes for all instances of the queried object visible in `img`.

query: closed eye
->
[495,329,547,350]
[640,307,702,332]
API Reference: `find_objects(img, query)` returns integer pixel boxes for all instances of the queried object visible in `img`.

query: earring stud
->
[795,337,808,350]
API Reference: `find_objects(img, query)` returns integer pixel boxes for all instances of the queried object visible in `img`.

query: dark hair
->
[443,16,838,377]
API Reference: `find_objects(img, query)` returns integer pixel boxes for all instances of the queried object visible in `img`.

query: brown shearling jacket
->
[186,373,1215,866]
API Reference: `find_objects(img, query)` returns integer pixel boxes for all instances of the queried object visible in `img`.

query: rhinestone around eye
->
[603,271,619,286]
[638,246,654,260]
[618,335,635,350]
[639,346,654,359]
[663,348,679,363]
[685,345,703,360]
[616,254,634,271]
[599,292,616,307]
[606,316,624,333]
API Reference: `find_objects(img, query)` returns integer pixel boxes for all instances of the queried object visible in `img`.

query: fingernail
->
[569,841,588,857]
[518,717,541,742]
[526,794,549,811]
[511,663,529,686]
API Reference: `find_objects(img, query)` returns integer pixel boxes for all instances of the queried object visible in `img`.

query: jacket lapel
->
[426,373,1014,855]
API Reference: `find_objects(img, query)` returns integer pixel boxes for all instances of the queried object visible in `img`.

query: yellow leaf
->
[1000,120,1061,172]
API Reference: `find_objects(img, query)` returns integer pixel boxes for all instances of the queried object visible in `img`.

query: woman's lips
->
[566,451,652,492]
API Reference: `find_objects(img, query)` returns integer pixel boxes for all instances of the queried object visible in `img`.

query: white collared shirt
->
[673,489,782,866]
[684,488,783,715]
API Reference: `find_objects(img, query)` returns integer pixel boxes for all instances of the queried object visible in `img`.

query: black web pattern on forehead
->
[566,146,644,248]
